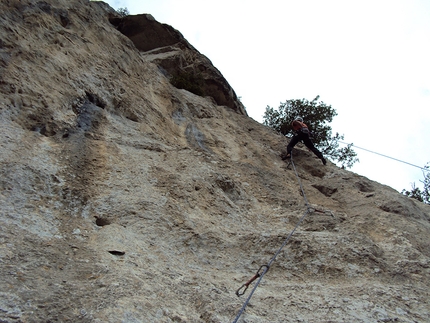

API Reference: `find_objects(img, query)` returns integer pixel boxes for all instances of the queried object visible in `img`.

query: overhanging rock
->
[110,13,247,115]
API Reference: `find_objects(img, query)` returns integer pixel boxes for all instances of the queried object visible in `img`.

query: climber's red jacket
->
[291,120,308,132]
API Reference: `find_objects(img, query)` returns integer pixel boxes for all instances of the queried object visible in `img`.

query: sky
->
[101,0,430,193]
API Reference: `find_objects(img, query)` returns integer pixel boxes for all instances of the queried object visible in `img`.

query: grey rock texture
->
[0,1,429,322]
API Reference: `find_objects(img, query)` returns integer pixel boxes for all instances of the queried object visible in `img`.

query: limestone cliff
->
[0,1,429,322]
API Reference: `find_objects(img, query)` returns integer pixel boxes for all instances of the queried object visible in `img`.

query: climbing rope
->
[338,140,429,172]
[232,152,313,323]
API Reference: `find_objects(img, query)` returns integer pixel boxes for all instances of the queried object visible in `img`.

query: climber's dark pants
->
[287,132,324,159]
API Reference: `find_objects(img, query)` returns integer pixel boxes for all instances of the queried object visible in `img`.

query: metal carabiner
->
[235,282,250,297]
[235,265,270,297]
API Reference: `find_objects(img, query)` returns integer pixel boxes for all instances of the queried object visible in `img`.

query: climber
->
[283,116,326,165]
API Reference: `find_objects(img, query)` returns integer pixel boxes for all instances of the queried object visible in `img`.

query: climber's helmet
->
[294,116,303,122]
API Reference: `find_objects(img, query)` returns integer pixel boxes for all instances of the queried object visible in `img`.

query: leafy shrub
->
[117,7,129,17]
[402,163,430,204]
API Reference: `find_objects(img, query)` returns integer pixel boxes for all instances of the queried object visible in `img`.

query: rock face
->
[109,13,247,116]
[0,1,429,322]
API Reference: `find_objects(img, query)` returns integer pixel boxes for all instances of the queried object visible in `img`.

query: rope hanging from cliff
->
[232,152,312,323]
[338,140,429,172]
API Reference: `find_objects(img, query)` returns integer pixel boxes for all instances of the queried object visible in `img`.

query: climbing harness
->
[231,152,314,323]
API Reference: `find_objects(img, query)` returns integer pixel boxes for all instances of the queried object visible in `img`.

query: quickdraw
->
[235,265,269,297]
[232,152,317,323]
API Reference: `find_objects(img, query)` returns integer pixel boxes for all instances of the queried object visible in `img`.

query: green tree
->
[263,96,358,168]
[402,163,430,204]
[117,7,130,17]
